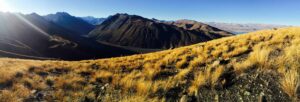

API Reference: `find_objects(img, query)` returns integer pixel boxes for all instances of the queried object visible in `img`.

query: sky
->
[1,0,300,26]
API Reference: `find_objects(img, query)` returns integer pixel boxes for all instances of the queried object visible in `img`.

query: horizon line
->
[1,11,298,26]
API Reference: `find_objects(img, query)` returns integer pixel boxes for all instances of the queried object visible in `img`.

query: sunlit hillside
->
[1,27,300,101]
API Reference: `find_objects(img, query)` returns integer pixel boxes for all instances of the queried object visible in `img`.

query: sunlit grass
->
[0,27,300,101]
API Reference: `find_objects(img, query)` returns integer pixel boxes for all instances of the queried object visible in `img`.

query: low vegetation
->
[0,27,300,101]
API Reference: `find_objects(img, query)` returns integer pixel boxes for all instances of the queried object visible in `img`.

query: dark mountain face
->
[0,12,136,60]
[80,16,106,25]
[44,12,95,35]
[0,13,52,59]
[89,14,233,49]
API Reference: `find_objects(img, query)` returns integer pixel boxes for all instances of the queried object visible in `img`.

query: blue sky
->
[2,0,300,25]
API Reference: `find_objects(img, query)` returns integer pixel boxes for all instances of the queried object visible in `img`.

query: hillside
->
[44,12,95,35]
[0,12,137,60]
[0,27,299,101]
[89,14,233,49]
[165,20,233,38]
[206,22,289,34]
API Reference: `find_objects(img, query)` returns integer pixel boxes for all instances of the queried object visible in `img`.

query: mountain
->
[89,13,233,49]
[164,20,233,38]
[44,12,95,35]
[1,27,299,101]
[0,12,136,60]
[206,22,290,34]
[80,16,106,25]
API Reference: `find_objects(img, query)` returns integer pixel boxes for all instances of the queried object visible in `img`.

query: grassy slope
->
[0,27,300,101]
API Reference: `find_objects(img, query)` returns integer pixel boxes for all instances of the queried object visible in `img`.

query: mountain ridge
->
[44,12,95,35]
[89,13,233,49]
[81,16,290,34]
[0,12,137,60]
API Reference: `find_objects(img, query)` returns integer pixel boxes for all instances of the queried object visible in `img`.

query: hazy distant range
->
[205,22,290,34]
[80,17,289,34]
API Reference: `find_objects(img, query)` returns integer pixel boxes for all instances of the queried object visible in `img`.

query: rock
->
[31,90,37,94]
[101,86,105,90]
[101,83,109,90]
[180,95,188,102]
[244,91,251,96]
[239,97,243,102]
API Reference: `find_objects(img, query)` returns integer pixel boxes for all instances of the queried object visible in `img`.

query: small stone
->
[260,92,265,96]
[239,97,243,102]
[244,91,251,96]
[31,90,37,94]
[180,95,188,102]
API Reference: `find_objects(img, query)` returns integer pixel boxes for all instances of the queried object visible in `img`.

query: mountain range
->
[0,11,290,60]
[0,12,233,60]
[44,12,96,35]
[81,16,290,34]
[0,12,136,60]
[206,22,289,34]
[0,11,299,102]
[88,14,232,49]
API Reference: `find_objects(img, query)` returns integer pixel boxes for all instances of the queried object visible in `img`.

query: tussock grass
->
[0,27,300,101]
[280,68,299,99]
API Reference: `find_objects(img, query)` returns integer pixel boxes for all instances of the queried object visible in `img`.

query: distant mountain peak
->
[79,16,106,25]
[44,12,95,35]
[82,16,96,19]
[55,12,71,16]
[110,13,150,20]
[114,13,129,16]
[29,12,39,16]
[175,19,202,24]
[103,13,153,25]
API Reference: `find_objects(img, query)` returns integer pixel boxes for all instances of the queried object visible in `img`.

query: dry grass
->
[280,68,299,99]
[0,27,300,101]
[278,42,300,100]
[189,69,210,94]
